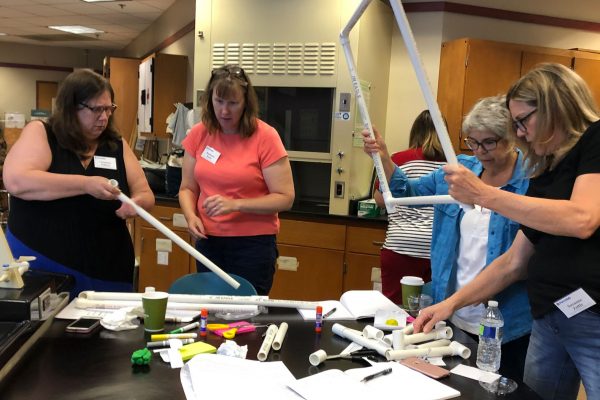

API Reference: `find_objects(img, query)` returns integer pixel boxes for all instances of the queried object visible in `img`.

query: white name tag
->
[93,155,117,170]
[201,145,220,164]
[554,288,596,318]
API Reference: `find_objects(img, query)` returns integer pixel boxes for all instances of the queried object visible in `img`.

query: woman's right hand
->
[412,300,454,334]
[186,214,207,240]
[361,127,389,158]
[86,176,121,200]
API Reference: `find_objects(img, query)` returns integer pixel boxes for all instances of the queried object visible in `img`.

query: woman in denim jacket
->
[363,96,531,379]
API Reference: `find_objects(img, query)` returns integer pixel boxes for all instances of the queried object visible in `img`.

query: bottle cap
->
[488,300,498,307]
[201,308,208,317]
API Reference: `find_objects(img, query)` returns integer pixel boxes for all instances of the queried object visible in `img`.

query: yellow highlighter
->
[150,333,197,341]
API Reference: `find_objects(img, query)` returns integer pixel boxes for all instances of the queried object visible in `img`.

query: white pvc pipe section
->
[74,297,258,314]
[272,322,288,351]
[396,326,453,349]
[78,291,318,309]
[113,187,239,289]
[257,324,279,362]
[363,325,384,340]
[332,323,391,357]
[340,0,465,213]
[416,339,452,349]
[386,341,471,361]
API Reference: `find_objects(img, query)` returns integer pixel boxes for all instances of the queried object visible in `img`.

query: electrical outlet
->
[335,181,345,198]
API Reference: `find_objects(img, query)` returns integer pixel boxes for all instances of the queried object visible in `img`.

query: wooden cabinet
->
[438,39,522,153]
[138,53,188,138]
[133,202,387,299]
[343,225,385,292]
[271,216,386,301]
[135,204,193,292]
[103,57,140,144]
[438,38,600,154]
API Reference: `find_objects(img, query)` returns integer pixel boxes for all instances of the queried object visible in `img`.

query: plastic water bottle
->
[476,300,503,372]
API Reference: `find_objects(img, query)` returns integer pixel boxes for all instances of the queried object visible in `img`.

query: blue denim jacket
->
[389,151,532,342]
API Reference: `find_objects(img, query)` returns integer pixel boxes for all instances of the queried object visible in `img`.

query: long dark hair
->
[408,110,446,161]
[200,65,259,138]
[50,69,120,158]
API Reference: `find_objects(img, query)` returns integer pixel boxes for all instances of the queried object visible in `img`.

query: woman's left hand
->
[443,164,489,204]
[203,195,239,217]
[115,202,137,219]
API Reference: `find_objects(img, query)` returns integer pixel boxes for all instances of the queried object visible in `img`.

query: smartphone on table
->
[400,356,450,379]
[65,318,102,334]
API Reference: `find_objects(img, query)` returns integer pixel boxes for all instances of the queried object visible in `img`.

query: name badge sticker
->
[201,146,221,164]
[93,156,117,170]
[554,288,596,318]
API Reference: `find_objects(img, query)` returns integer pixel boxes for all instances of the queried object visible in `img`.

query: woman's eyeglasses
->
[210,65,248,86]
[80,102,117,117]
[463,137,502,152]
[512,109,537,133]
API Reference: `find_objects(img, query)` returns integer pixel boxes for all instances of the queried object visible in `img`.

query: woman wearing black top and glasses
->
[3,69,154,297]
[417,63,600,400]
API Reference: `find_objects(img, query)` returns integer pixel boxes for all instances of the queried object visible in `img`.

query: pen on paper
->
[322,307,337,319]
[360,367,393,383]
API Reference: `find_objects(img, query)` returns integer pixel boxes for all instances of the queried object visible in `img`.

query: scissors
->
[207,322,258,339]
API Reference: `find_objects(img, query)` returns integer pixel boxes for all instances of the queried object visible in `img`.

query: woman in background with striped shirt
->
[371,110,445,305]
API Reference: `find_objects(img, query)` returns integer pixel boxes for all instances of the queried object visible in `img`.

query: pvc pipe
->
[272,322,288,351]
[112,184,239,289]
[257,324,279,362]
[363,325,384,340]
[385,340,471,361]
[332,323,390,357]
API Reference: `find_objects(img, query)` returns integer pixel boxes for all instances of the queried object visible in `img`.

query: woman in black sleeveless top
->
[3,69,154,297]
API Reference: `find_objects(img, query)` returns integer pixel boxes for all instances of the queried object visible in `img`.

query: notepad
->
[178,341,216,361]
[288,362,460,400]
[297,290,403,320]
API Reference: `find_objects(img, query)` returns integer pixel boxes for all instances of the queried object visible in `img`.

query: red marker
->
[200,308,208,337]
[315,306,323,333]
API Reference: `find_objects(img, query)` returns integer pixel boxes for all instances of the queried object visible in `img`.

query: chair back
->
[168,272,257,295]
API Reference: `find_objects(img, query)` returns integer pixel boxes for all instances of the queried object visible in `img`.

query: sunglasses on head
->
[210,65,248,86]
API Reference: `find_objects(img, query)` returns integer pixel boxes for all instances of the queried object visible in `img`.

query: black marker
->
[322,307,337,319]
[360,367,393,383]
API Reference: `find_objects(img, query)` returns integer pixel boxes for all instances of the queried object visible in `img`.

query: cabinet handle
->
[372,241,384,246]
[159,216,172,222]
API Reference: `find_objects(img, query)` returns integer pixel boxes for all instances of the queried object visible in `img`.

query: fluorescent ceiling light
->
[0,33,7,36]
[81,0,131,2]
[49,25,104,35]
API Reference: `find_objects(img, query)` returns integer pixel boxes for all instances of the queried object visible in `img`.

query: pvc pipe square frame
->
[340,0,461,214]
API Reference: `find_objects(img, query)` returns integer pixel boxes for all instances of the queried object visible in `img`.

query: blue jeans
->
[524,309,600,400]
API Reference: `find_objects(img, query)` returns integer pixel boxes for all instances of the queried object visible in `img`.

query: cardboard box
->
[357,198,384,218]
[4,113,25,129]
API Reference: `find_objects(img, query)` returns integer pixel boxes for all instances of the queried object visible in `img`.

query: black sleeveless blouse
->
[8,124,134,283]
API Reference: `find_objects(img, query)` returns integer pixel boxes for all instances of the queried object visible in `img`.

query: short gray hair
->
[462,95,511,142]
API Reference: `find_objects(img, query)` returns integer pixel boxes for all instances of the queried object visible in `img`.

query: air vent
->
[211,41,337,76]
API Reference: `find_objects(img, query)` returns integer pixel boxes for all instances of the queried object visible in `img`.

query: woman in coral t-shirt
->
[179,65,294,294]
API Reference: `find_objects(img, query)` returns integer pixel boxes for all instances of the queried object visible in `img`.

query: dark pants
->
[195,235,277,295]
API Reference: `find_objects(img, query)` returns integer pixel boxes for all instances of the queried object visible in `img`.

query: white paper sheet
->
[180,354,301,399]
[289,362,460,400]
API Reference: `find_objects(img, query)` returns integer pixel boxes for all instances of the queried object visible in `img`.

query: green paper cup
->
[142,291,169,332]
[400,276,424,309]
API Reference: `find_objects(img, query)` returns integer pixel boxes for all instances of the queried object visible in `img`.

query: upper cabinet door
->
[138,57,154,134]
[573,57,600,107]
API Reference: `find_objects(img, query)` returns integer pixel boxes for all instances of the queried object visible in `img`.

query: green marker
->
[169,321,200,334]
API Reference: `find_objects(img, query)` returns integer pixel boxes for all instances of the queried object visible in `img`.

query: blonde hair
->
[408,110,445,161]
[506,63,599,176]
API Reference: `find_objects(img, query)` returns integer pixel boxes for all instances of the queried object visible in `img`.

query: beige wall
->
[0,42,106,119]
